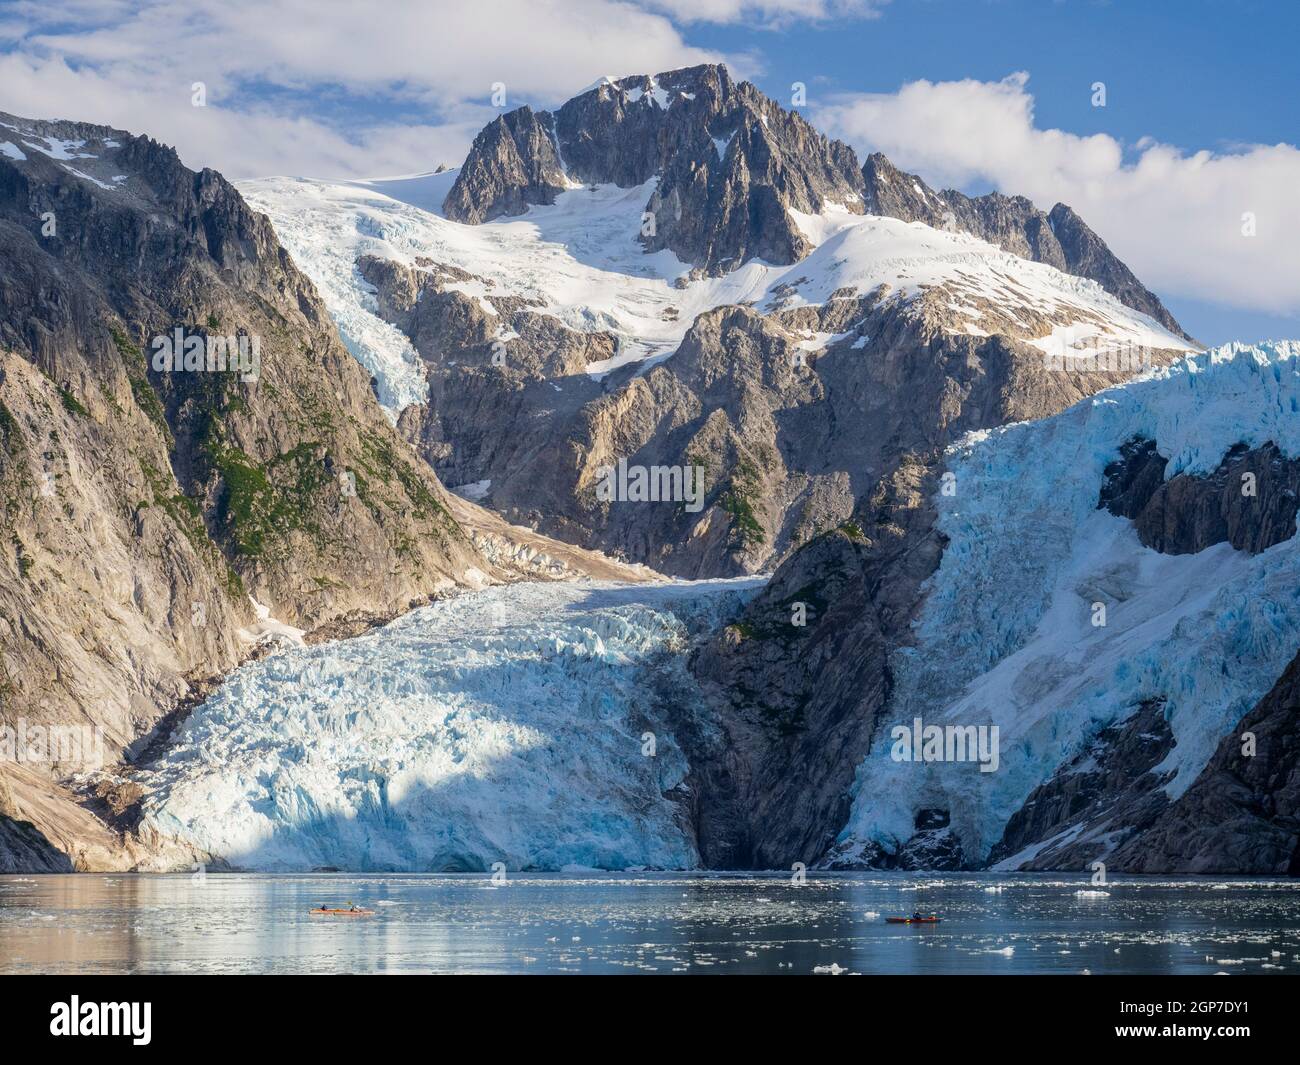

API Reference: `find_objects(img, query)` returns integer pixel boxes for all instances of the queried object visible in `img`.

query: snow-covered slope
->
[138,579,759,872]
[838,341,1300,865]
[240,173,1194,415]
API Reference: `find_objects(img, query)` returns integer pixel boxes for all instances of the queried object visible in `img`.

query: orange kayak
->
[886,916,942,924]
[310,908,375,917]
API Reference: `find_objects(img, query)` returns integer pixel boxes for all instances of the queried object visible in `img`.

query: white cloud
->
[17,0,724,101]
[814,72,1300,316]
[4,6,1295,322]
[644,0,886,25]
[0,51,485,178]
[0,0,737,178]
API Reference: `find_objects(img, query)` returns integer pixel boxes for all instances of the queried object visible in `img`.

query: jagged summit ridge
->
[861,151,1191,340]
[444,63,865,274]
[442,66,1188,338]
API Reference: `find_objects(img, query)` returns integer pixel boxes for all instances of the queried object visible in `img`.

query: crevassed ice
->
[140,579,759,872]
[842,341,1300,862]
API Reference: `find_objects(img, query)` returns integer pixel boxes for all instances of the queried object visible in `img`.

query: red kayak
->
[886,916,942,924]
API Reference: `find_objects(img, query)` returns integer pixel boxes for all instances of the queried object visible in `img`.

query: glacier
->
[240,173,1192,417]
[839,341,1300,864]
[139,579,759,872]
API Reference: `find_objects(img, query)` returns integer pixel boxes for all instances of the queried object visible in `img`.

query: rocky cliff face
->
[0,767,73,872]
[861,153,1192,341]
[0,112,541,869]
[985,698,1176,871]
[681,328,1146,867]
[1109,649,1300,875]
[441,107,567,224]
[367,245,1176,582]
[445,65,865,274]
[382,261,866,578]
[1100,437,1300,555]
[1005,645,1300,877]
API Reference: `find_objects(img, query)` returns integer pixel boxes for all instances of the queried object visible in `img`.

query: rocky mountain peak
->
[444,64,865,274]
[442,74,1189,339]
[440,106,566,224]
[861,150,1191,340]
[1044,201,1186,336]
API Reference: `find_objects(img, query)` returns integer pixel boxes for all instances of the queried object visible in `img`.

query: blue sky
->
[705,1,1299,153]
[689,0,1300,343]
[2,0,1297,344]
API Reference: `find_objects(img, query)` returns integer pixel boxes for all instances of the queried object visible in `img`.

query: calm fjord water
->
[2,872,1297,975]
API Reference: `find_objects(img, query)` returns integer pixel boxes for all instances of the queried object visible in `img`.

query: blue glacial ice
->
[839,341,1300,864]
[139,579,759,872]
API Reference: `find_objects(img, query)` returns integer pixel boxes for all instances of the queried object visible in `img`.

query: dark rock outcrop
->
[0,772,72,872]
[897,810,966,870]
[1110,649,1300,874]
[1100,438,1300,554]
[821,808,965,870]
[0,816,73,873]
[986,698,1175,871]
[441,107,566,224]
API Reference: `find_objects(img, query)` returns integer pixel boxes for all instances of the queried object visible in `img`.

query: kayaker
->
[912,912,922,921]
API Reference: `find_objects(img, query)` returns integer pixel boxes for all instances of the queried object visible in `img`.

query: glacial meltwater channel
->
[3,873,1300,974]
